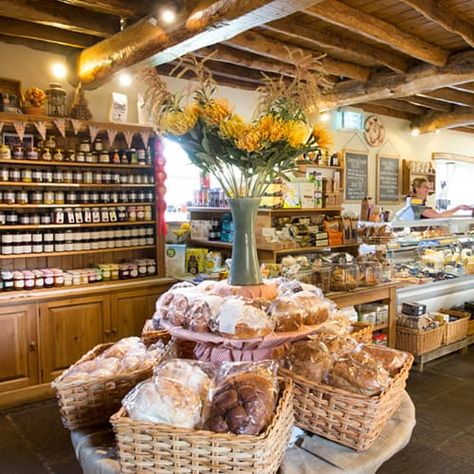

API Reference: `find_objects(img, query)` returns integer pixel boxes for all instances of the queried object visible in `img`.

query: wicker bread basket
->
[141,319,171,346]
[110,378,294,474]
[52,342,163,430]
[438,308,470,345]
[280,349,413,451]
[396,325,444,355]
[350,322,374,344]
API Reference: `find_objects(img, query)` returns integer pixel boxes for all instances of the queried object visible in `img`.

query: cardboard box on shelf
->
[165,244,187,278]
[186,248,208,275]
[191,220,212,240]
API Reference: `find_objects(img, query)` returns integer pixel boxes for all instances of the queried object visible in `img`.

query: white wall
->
[1,40,473,216]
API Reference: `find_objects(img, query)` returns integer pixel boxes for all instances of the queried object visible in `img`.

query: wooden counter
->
[327,282,399,348]
[0,277,174,410]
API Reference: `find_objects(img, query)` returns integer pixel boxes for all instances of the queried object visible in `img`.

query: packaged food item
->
[330,261,359,291]
[204,361,278,435]
[156,287,203,327]
[361,345,408,375]
[267,296,303,332]
[186,248,208,275]
[186,294,224,333]
[289,291,330,325]
[284,339,332,382]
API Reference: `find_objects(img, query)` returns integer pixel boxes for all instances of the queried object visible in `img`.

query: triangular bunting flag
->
[70,119,82,135]
[53,118,66,137]
[89,124,99,143]
[123,130,134,148]
[107,128,118,148]
[34,121,48,141]
[139,130,151,148]
[13,121,26,142]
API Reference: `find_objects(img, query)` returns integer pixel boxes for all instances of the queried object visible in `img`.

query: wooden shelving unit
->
[0,221,155,230]
[0,202,154,209]
[0,159,153,169]
[0,182,154,188]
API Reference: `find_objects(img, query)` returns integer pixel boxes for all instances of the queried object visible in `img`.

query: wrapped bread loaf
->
[290,291,330,325]
[186,295,225,333]
[156,287,203,327]
[361,345,408,376]
[284,339,332,382]
[267,296,304,332]
[210,281,278,301]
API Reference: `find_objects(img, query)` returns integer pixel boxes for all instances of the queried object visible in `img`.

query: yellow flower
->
[256,115,285,143]
[283,120,310,148]
[219,114,247,139]
[186,102,201,119]
[312,124,333,150]
[201,98,232,126]
[235,127,262,153]
[161,110,197,135]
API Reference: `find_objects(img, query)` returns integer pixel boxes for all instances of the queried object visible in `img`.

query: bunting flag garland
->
[13,121,26,142]
[53,118,66,137]
[34,121,48,141]
[123,130,134,148]
[107,128,118,148]
[139,130,151,148]
[88,124,99,143]
[70,119,82,135]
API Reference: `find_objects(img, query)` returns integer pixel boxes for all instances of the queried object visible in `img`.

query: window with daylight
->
[435,160,474,211]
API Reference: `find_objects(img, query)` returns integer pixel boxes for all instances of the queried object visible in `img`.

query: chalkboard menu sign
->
[377,154,400,204]
[344,151,368,201]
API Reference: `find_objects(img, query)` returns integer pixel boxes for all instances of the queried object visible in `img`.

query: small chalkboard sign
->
[344,150,368,201]
[377,154,400,204]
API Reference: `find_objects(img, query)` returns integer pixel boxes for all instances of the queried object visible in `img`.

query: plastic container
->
[358,261,383,287]
[330,261,359,292]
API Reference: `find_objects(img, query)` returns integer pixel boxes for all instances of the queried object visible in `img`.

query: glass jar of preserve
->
[64,170,73,184]
[55,191,65,204]
[103,171,112,184]
[42,148,52,161]
[83,207,92,223]
[2,270,14,290]
[136,206,145,221]
[129,264,139,278]
[13,146,24,160]
[0,144,11,160]
[21,169,32,182]
[66,149,75,161]
[2,232,13,245]
[76,151,85,162]
[137,149,146,165]
[144,206,152,221]
[13,271,25,291]
[53,149,64,161]
[64,272,73,287]
[94,171,102,184]
[54,170,64,183]
[43,170,53,183]
[44,231,54,243]
[66,191,77,204]
[79,140,91,152]
[100,208,109,222]
[43,270,54,288]
[73,171,83,183]
[92,208,101,223]
[65,208,75,224]
[90,191,99,204]
[127,206,136,221]
[0,210,5,225]
[119,264,129,279]
[137,190,146,202]
[83,171,93,183]
[108,208,117,222]
[41,214,52,224]
[44,191,54,204]
[81,191,90,203]
[71,271,81,286]
[17,191,28,204]
[99,151,109,163]
[120,191,128,203]
[74,208,83,224]
[110,263,119,280]
[112,172,120,184]
[94,139,104,152]
[147,259,156,275]
[27,147,39,160]
[53,208,64,224]
[19,214,30,225]
[134,174,143,184]
[33,270,44,288]
[110,191,119,203]
[1,243,13,255]
[6,212,18,224]
[85,152,94,163]
[100,192,110,203]
[53,269,64,287]
[120,174,128,184]
[32,169,43,182]
[45,136,56,149]
[32,232,42,243]
[9,168,20,181]
[137,260,147,277]
[4,190,15,204]
[117,207,127,221]
[30,214,40,225]
[129,191,138,203]
[0,167,9,181]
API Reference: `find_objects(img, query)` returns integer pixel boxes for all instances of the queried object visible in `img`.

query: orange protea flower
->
[219,114,247,139]
[283,120,310,148]
[312,123,333,150]
[235,127,262,153]
[256,114,285,143]
[186,102,201,119]
[201,98,232,126]
[161,110,197,135]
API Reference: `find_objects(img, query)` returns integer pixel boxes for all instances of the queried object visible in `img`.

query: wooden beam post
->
[74,0,326,89]
[357,103,416,122]
[265,17,410,73]
[400,95,453,112]
[56,0,153,18]
[370,99,426,115]
[226,30,370,81]
[320,51,474,109]
[413,107,474,133]
[0,0,120,37]
[401,0,474,48]
[420,87,474,108]
[305,0,449,66]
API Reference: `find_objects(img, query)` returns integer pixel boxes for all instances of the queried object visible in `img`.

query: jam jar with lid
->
[27,147,38,160]
[94,139,104,152]
[66,149,75,161]
[44,170,53,183]
[66,190,77,205]
[21,169,32,182]
[32,169,43,182]
[42,148,52,161]
[45,136,56,149]
[94,172,102,184]
[90,191,99,204]
[76,151,85,162]
[83,171,93,183]
[13,146,24,159]
[44,191,54,204]
[79,140,91,152]
[54,191,65,204]
[53,149,64,161]
[17,190,28,204]
[73,171,83,183]
[99,151,109,163]
[64,170,73,184]
[1,167,9,181]
[9,168,20,181]
[54,170,64,183]
[0,144,11,160]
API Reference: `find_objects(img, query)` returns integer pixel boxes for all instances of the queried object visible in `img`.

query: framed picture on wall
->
[376,153,401,204]
[344,150,369,202]
[0,77,22,113]
[2,132,34,149]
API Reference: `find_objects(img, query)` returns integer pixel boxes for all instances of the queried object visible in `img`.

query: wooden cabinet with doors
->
[39,295,110,383]
[0,303,39,394]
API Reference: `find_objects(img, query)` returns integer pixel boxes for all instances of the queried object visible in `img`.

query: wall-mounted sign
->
[377,154,401,204]
[365,115,385,147]
[344,150,368,201]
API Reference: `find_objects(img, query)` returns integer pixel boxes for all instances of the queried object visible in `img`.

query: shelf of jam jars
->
[0,159,153,170]
[0,221,156,230]
[0,202,154,209]
[0,245,155,260]
[0,182,154,188]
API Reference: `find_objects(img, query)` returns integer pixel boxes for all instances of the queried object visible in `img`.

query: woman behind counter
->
[411,177,472,219]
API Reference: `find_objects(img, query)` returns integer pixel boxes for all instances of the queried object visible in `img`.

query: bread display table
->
[70,391,415,474]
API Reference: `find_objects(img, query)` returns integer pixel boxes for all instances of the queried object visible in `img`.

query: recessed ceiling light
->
[161,8,176,24]
[411,128,420,136]
[51,62,67,79]
[118,73,133,87]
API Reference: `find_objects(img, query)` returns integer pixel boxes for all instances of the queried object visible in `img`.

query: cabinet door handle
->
[112,328,118,334]
[105,329,111,336]
[29,341,37,351]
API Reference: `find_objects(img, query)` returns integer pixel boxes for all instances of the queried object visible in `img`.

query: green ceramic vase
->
[228,197,263,286]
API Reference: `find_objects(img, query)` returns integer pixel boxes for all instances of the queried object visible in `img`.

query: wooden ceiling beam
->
[225,30,370,81]
[357,103,416,122]
[0,34,78,58]
[412,107,474,133]
[305,0,449,66]
[451,126,474,134]
[194,44,298,77]
[56,0,152,18]
[370,99,426,115]
[0,17,99,49]
[400,95,453,112]
[401,0,474,48]
[320,51,474,109]
[0,0,120,37]
[265,17,411,73]
[75,0,326,89]
[420,87,474,108]
[451,82,474,93]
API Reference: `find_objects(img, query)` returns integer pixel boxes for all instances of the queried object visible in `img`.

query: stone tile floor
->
[0,346,473,474]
